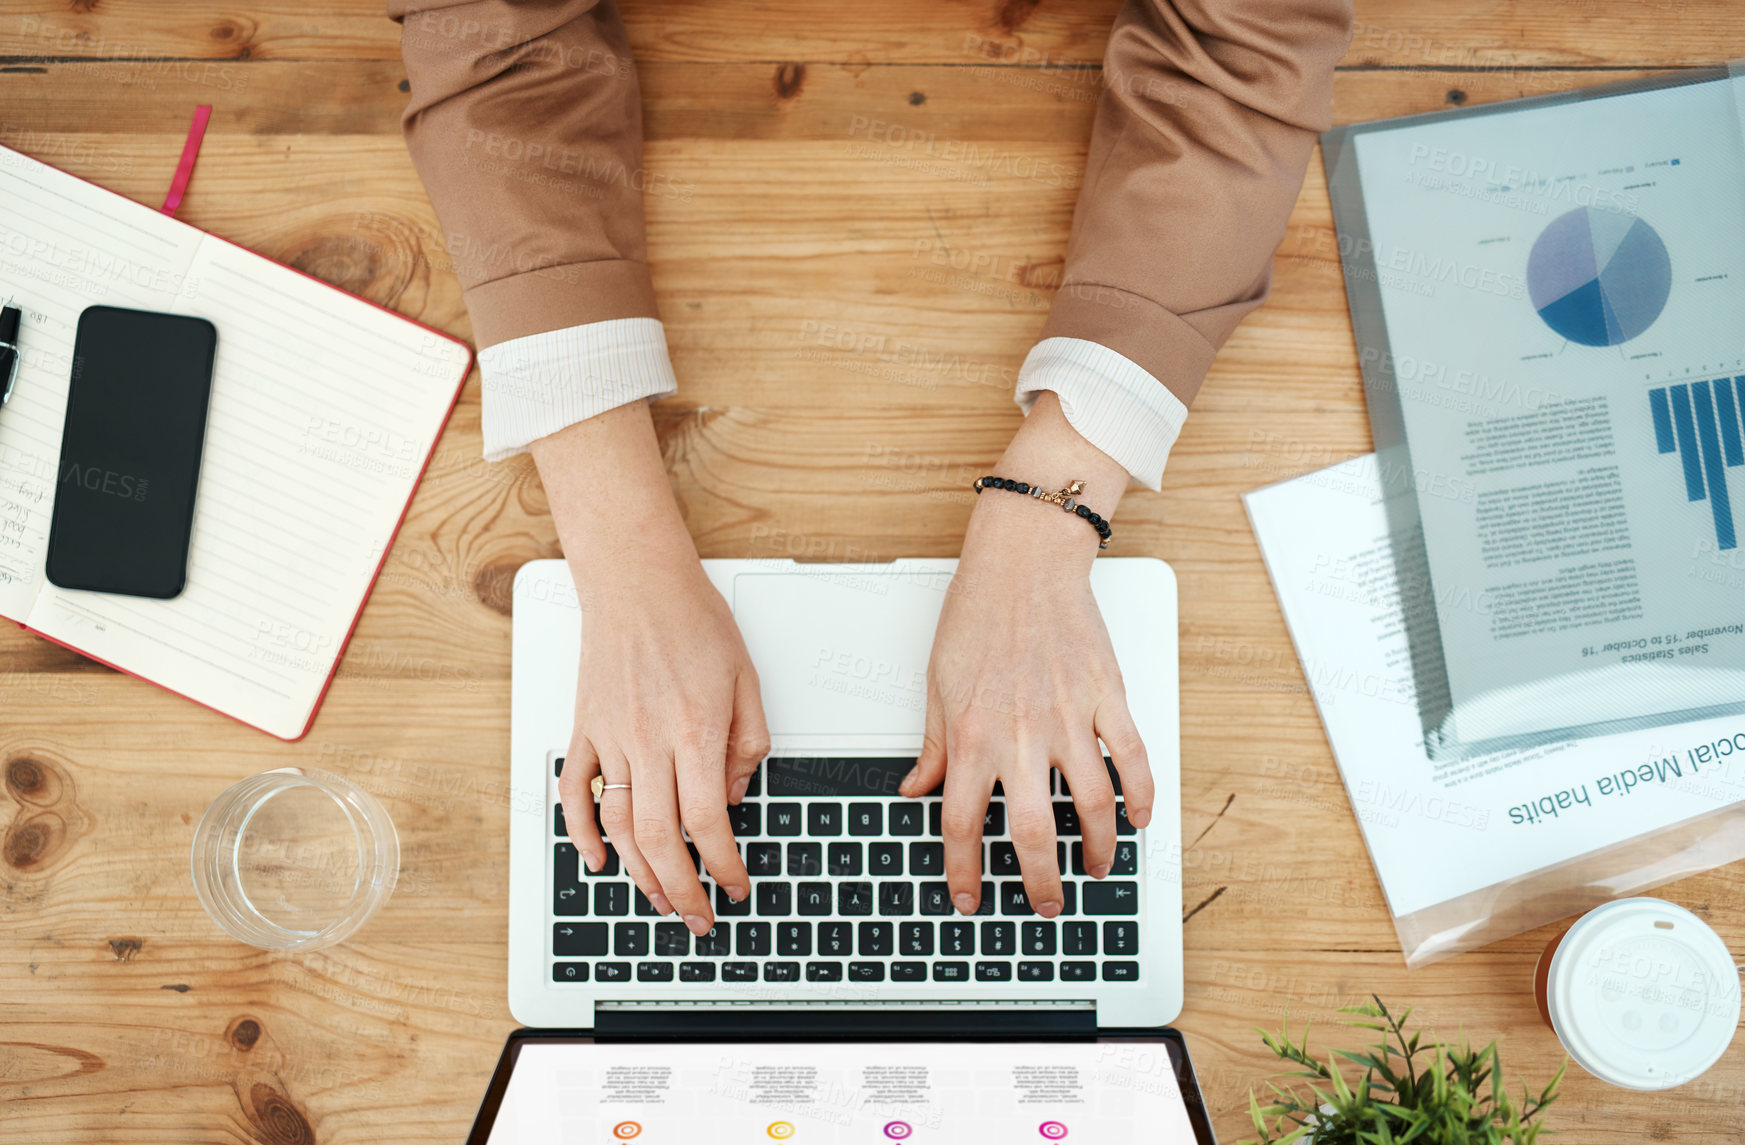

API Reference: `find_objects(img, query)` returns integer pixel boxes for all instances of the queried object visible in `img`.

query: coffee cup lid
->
[1547,898,1740,1090]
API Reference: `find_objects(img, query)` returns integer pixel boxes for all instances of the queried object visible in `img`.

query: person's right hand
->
[534,401,770,938]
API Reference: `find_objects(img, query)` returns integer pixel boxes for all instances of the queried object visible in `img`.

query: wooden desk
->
[3,2,1742,1140]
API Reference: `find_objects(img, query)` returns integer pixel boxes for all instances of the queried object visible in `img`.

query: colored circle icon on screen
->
[883,1122,914,1140]
[767,1122,796,1139]
[1038,1122,1069,1140]
[612,1123,642,1140]
[1527,206,1670,347]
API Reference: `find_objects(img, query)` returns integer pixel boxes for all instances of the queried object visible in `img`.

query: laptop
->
[505,557,1182,1028]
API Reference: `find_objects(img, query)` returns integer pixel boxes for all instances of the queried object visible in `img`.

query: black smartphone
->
[46,305,217,598]
[466,1027,1218,1144]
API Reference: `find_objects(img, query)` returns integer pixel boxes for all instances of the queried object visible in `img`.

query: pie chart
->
[1527,207,1671,346]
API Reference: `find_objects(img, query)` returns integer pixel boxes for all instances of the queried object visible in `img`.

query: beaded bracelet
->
[974,475,1112,548]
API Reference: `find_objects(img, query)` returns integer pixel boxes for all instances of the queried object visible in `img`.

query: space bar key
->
[1082,882,1139,915]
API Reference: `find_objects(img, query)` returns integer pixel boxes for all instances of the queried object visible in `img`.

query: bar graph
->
[1650,378,1745,550]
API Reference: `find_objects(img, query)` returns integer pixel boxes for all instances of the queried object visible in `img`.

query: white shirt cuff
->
[475,317,679,461]
[1014,337,1188,491]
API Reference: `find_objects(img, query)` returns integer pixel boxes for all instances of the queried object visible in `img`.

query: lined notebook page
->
[26,234,470,738]
[0,150,204,617]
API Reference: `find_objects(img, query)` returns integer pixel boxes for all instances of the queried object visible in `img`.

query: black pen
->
[0,303,19,406]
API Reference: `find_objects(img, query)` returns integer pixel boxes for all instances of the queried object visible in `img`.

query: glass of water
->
[191,767,399,950]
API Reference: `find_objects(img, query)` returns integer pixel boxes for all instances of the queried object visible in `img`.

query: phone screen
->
[476,1037,1213,1144]
[47,305,217,598]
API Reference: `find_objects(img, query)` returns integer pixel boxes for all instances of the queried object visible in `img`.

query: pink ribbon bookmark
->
[161,105,213,217]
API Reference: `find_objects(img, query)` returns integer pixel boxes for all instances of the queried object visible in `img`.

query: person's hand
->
[536,402,769,938]
[903,391,1153,918]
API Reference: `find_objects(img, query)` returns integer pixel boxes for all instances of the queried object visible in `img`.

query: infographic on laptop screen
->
[1340,72,1745,752]
[484,1041,1199,1144]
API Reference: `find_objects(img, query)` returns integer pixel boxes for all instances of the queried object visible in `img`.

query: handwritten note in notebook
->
[0,144,472,739]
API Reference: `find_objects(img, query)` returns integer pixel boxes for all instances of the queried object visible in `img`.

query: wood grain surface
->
[3,2,1744,1142]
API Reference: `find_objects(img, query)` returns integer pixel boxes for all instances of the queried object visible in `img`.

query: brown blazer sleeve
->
[390,0,656,349]
[1040,0,1353,406]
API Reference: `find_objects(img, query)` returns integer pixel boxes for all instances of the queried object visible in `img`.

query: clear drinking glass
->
[191,767,398,950]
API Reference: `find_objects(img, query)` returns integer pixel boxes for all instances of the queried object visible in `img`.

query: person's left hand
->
[901,392,1154,918]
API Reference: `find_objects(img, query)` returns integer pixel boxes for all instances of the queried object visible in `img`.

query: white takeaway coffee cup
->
[1533,897,1740,1090]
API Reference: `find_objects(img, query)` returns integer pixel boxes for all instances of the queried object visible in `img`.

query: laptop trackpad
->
[731,570,945,738]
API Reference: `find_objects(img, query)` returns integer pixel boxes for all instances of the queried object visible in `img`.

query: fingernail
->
[584,851,604,873]
[1037,900,1062,918]
[1090,863,1111,880]
[651,894,674,915]
[1131,808,1152,829]
[684,914,712,936]
[729,775,750,804]
[725,885,748,902]
[953,892,977,914]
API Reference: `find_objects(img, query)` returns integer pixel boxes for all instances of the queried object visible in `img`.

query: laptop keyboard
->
[549,755,1143,989]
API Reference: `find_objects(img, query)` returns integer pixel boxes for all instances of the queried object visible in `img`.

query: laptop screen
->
[481,1037,1208,1143]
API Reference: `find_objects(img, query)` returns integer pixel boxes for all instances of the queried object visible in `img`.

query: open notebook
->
[0,144,472,739]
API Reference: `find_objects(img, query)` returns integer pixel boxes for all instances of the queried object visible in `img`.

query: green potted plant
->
[1243,997,1564,1144]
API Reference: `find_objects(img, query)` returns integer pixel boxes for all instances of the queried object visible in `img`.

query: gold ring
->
[590,775,632,800]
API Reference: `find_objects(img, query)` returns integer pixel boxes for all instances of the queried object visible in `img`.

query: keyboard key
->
[716,886,752,917]
[1000,882,1034,916]
[729,803,761,836]
[637,961,674,982]
[1060,882,1077,917]
[941,922,975,956]
[764,962,801,982]
[1115,803,1136,836]
[757,882,793,917]
[858,921,894,956]
[1063,922,1098,956]
[697,924,732,956]
[975,881,997,916]
[827,842,863,876]
[1018,961,1054,982]
[686,843,703,874]
[555,756,565,778]
[553,922,608,957]
[869,843,903,877]
[928,803,944,836]
[1022,922,1057,956]
[848,803,883,835]
[797,883,832,915]
[586,845,621,878]
[838,882,874,915]
[681,962,716,982]
[787,842,822,876]
[1084,882,1139,915]
[879,882,914,916]
[808,803,843,836]
[747,842,783,877]
[989,842,1021,877]
[614,922,649,957]
[1110,840,1138,876]
[1061,961,1096,981]
[1104,921,1140,956]
[919,882,953,915]
[900,922,934,956]
[1102,961,1141,982]
[634,889,662,917]
[767,803,803,836]
[891,961,928,982]
[981,922,1015,956]
[743,767,762,798]
[909,842,944,876]
[723,961,758,982]
[889,803,925,836]
[596,961,632,982]
[807,961,844,982]
[655,922,690,957]
[554,881,587,916]
[1053,803,1081,836]
[778,923,812,957]
[983,802,1005,836]
[818,921,854,956]
[849,961,885,982]
[737,922,772,956]
[932,961,970,982]
[594,884,629,916]
[553,962,589,982]
[976,961,1012,982]
[554,804,569,838]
